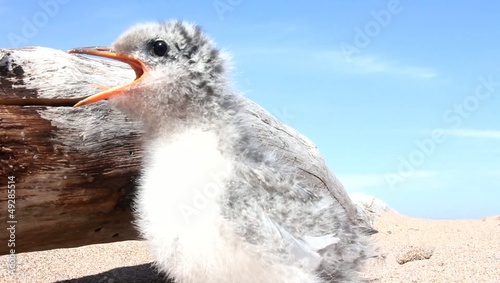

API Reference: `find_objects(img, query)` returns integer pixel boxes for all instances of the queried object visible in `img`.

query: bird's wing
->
[234,98,365,227]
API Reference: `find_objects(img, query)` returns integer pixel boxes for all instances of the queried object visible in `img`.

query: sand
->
[1,211,499,283]
[364,212,500,283]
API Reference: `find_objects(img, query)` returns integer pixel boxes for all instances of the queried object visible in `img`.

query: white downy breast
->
[136,128,233,256]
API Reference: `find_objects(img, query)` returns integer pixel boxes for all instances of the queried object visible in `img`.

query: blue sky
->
[1,1,499,219]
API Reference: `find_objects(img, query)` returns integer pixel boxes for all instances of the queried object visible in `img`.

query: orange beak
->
[68,47,149,107]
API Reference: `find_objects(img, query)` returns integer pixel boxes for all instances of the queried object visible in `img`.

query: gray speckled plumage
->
[91,21,374,282]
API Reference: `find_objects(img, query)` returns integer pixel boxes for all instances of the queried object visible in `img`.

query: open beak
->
[68,47,149,107]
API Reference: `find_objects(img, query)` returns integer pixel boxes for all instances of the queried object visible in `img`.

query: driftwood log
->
[0,47,144,255]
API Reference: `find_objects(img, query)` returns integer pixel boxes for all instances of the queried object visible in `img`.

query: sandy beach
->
[1,211,498,283]
[364,212,499,282]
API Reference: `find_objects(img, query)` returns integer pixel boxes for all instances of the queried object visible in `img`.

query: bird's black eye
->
[153,40,169,56]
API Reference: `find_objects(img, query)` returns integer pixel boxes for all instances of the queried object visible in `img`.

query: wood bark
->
[0,47,143,255]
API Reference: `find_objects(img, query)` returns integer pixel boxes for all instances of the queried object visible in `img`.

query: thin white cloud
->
[236,46,438,79]
[318,51,438,79]
[443,129,500,139]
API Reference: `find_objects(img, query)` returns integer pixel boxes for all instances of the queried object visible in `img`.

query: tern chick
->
[69,21,373,283]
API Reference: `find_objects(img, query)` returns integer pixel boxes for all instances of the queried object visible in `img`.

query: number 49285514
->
[8,176,15,218]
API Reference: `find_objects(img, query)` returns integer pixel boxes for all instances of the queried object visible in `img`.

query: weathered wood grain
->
[0,47,144,255]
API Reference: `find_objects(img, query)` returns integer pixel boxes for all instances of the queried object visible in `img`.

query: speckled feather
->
[103,20,373,283]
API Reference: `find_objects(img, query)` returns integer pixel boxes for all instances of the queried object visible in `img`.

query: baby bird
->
[69,21,373,283]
